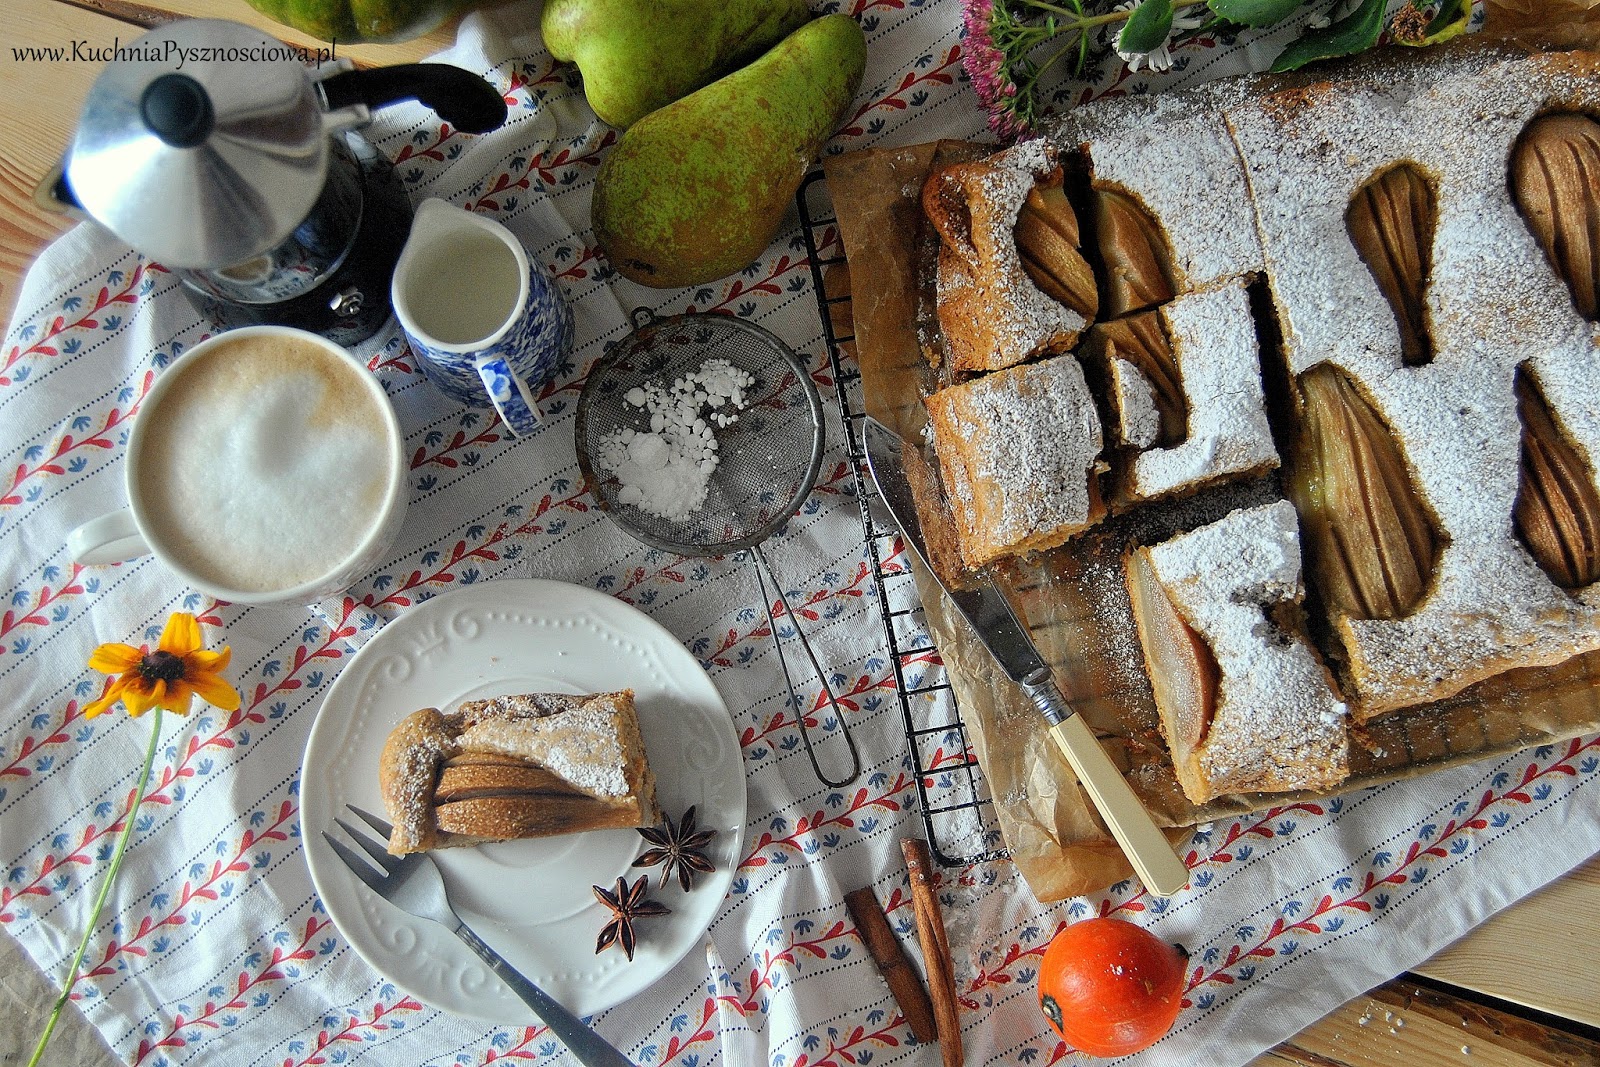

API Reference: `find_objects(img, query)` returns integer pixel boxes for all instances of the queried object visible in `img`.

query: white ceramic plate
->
[301,579,746,1022]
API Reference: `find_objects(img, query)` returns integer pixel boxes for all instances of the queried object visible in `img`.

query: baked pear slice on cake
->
[379,691,660,855]
[1126,502,1349,805]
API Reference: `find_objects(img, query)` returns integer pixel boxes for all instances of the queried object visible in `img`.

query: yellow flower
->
[83,612,241,719]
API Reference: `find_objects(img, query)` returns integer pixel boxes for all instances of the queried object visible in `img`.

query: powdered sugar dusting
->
[1043,91,1275,504]
[1051,83,1264,289]
[381,692,649,853]
[457,692,634,797]
[382,709,454,853]
[1110,356,1161,449]
[1143,501,1349,798]
[595,360,755,522]
[926,354,1103,568]
[934,139,1088,374]
[1227,48,1600,714]
[1127,283,1279,501]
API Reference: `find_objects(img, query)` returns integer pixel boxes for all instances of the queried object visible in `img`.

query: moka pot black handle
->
[320,64,507,134]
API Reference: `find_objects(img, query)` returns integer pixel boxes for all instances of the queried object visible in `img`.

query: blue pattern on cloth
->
[1,4,1594,1067]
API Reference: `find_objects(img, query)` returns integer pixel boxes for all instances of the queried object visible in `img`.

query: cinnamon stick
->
[844,886,938,1043]
[901,838,963,1066]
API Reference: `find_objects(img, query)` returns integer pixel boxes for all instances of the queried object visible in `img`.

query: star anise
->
[593,875,669,961]
[633,805,718,891]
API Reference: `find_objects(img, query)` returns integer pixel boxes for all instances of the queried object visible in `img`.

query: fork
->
[323,806,638,1067]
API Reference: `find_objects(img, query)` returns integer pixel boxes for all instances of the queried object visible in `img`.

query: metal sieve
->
[575,309,861,788]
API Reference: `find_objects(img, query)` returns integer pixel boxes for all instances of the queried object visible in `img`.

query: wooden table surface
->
[1,0,1596,1063]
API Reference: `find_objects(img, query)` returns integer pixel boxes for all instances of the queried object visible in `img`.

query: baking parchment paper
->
[824,134,1600,903]
[1485,0,1600,49]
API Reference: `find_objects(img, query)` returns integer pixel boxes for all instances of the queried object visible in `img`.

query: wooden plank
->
[85,0,459,64]
[2,1,1597,1059]
[0,0,91,321]
[1252,979,1600,1067]
[1413,853,1600,1029]
[45,0,457,67]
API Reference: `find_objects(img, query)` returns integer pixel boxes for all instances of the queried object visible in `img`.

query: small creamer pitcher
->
[392,198,573,436]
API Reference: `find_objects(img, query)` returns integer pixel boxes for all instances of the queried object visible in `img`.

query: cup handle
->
[68,509,150,565]
[476,354,543,437]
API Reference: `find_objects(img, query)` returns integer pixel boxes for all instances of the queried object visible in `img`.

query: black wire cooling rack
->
[795,169,1007,868]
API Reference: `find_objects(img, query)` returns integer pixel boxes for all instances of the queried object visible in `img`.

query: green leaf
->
[1206,0,1302,28]
[1119,0,1175,55]
[1269,0,1386,72]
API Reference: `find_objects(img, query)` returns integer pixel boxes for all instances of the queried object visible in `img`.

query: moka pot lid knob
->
[64,19,346,270]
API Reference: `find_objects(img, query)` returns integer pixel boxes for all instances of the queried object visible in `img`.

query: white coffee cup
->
[67,326,407,606]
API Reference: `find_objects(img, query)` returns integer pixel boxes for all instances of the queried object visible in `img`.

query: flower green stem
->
[1018,37,1086,96]
[1014,0,1090,17]
[1019,0,1213,32]
[27,708,163,1067]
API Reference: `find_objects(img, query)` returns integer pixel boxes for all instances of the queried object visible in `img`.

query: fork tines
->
[322,805,402,890]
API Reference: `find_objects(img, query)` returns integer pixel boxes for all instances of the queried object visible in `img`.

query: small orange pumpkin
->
[1037,917,1188,1057]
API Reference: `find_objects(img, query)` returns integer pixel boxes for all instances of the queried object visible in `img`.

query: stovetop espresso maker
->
[40,19,507,345]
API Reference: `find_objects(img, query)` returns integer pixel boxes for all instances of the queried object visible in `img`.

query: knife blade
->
[862,416,1189,897]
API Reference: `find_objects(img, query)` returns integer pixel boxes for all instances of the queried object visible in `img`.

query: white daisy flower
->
[1112,1,1209,73]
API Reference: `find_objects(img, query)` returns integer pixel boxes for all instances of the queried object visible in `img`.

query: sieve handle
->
[752,544,862,789]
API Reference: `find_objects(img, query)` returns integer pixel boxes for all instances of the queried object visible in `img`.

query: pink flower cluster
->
[960,0,1031,139]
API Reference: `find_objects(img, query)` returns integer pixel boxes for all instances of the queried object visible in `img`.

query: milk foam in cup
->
[66,326,407,606]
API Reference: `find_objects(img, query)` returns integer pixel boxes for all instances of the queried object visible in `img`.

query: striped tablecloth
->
[3,2,1597,1065]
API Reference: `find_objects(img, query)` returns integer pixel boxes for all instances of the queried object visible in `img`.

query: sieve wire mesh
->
[574,311,825,555]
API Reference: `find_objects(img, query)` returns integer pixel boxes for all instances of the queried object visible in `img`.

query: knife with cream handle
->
[862,417,1189,896]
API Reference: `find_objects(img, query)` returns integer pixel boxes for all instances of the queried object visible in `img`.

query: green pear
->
[542,0,810,130]
[592,14,867,289]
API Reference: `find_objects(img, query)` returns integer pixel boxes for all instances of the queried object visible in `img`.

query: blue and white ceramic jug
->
[391,198,573,436]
